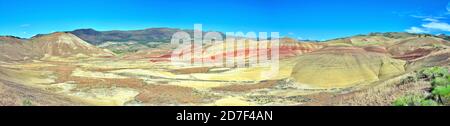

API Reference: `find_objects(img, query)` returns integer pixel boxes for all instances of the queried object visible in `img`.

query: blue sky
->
[0,0,449,40]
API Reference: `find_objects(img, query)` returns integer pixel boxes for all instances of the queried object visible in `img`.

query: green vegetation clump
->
[432,85,450,105]
[22,99,33,106]
[112,49,138,55]
[393,95,439,106]
[432,77,449,87]
[425,67,450,105]
[432,44,444,49]
[393,66,450,106]
[419,66,448,80]
[432,85,450,97]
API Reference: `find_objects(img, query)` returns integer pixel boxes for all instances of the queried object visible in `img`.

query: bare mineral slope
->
[0,79,85,106]
[406,48,450,71]
[388,37,450,60]
[0,67,84,106]
[0,36,41,62]
[169,37,324,65]
[290,46,406,89]
[327,35,395,47]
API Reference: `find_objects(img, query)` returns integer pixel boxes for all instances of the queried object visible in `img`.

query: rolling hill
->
[0,32,115,63]
[290,46,406,89]
[30,32,115,58]
[0,36,41,62]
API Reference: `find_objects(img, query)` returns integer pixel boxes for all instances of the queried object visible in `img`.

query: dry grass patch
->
[45,65,145,89]
[136,85,207,105]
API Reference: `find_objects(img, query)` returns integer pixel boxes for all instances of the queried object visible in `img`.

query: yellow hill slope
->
[291,46,406,89]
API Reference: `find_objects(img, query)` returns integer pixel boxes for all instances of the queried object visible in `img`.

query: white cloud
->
[411,15,444,20]
[406,27,428,33]
[444,2,450,14]
[447,2,450,12]
[422,22,450,32]
[406,3,450,33]
[423,18,439,22]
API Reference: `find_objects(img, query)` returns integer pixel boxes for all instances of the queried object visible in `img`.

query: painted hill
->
[406,49,450,71]
[30,32,115,58]
[288,33,449,89]
[279,38,325,58]
[290,46,406,89]
[388,37,450,60]
[0,36,41,62]
[161,37,324,65]
[326,33,449,61]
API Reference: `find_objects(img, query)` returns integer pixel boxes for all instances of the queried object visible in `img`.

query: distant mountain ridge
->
[68,28,200,45]
[16,28,450,46]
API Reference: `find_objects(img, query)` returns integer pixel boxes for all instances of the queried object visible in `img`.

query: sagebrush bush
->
[432,85,450,105]
[393,95,439,106]
[419,67,448,79]
[393,66,449,106]
[431,77,450,87]
[433,86,450,96]
[22,99,33,106]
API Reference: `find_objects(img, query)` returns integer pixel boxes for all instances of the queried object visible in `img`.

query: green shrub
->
[420,67,448,79]
[112,50,125,54]
[22,99,33,106]
[432,86,450,97]
[432,85,450,105]
[431,77,450,87]
[399,66,450,106]
[432,44,443,49]
[393,95,439,106]
[419,100,440,106]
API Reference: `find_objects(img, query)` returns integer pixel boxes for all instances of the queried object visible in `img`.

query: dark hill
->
[69,28,196,45]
